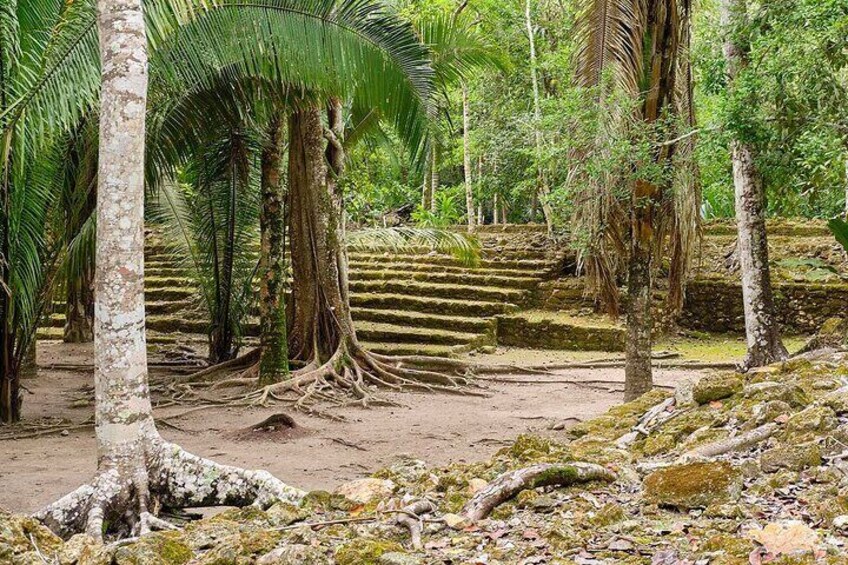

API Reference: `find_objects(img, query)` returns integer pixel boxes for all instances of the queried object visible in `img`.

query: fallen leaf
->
[748,521,818,556]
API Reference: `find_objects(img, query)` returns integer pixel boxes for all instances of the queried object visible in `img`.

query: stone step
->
[145,276,194,289]
[496,310,625,352]
[347,252,557,272]
[350,268,541,289]
[351,292,517,317]
[359,341,460,357]
[352,308,494,334]
[347,260,544,279]
[355,322,483,346]
[349,280,527,304]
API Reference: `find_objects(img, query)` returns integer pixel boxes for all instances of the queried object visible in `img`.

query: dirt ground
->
[1,342,705,514]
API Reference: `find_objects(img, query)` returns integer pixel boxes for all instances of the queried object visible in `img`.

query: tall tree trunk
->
[624,181,655,401]
[430,145,439,212]
[421,155,431,212]
[525,0,552,232]
[462,84,475,231]
[252,104,466,404]
[844,151,848,220]
[258,115,288,385]
[721,0,787,369]
[288,105,357,363]
[38,0,303,538]
[493,194,499,225]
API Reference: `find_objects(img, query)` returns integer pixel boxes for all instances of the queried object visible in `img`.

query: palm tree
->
[572,0,699,400]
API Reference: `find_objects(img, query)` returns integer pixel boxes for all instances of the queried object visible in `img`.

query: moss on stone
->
[114,532,192,565]
[760,441,822,472]
[0,513,63,557]
[300,490,358,512]
[643,462,742,509]
[693,373,743,404]
[335,539,405,565]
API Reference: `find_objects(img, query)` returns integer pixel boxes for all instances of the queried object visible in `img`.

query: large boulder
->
[760,442,822,472]
[644,462,743,510]
[334,478,396,505]
[693,374,743,405]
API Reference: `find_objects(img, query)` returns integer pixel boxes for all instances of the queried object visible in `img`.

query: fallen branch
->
[682,422,779,460]
[616,397,677,449]
[460,462,615,522]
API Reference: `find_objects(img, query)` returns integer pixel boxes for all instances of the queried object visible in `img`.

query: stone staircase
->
[39,225,565,356]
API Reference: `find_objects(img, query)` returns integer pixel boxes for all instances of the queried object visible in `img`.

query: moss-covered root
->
[460,462,615,522]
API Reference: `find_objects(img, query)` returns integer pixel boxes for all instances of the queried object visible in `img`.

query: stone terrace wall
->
[681,280,848,334]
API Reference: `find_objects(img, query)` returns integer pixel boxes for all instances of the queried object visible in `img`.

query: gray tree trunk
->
[462,84,475,231]
[525,0,552,233]
[37,0,302,539]
[721,0,787,369]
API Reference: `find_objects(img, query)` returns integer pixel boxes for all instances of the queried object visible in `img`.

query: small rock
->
[643,461,742,509]
[442,513,470,530]
[530,495,558,513]
[823,389,848,415]
[334,478,396,504]
[673,377,698,406]
[833,515,848,531]
[760,441,822,472]
[378,551,423,565]
[743,382,809,407]
[257,544,330,565]
[468,478,488,494]
[693,373,742,404]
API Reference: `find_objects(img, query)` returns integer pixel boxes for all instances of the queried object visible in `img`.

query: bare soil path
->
[1,342,701,514]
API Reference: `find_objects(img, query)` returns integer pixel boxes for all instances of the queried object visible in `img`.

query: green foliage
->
[829,218,848,253]
[412,190,464,227]
[151,130,261,362]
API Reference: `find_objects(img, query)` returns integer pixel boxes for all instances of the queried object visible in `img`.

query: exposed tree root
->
[460,462,616,522]
[36,439,305,541]
[394,499,436,549]
[241,341,480,413]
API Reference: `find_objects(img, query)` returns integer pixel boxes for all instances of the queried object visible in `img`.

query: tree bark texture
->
[258,115,289,385]
[462,84,475,231]
[721,0,787,369]
[622,0,683,401]
[38,0,303,538]
[624,181,655,402]
[288,105,358,363]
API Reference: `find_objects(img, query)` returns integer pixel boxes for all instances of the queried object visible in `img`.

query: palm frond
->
[574,0,646,96]
[347,227,481,267]
[829,218,848,253]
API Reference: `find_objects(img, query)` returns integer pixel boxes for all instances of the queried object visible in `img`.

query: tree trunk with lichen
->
[721,0,787,369]
[258,115,289,385]
[37,0,303,539]
[288,105,357,363]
